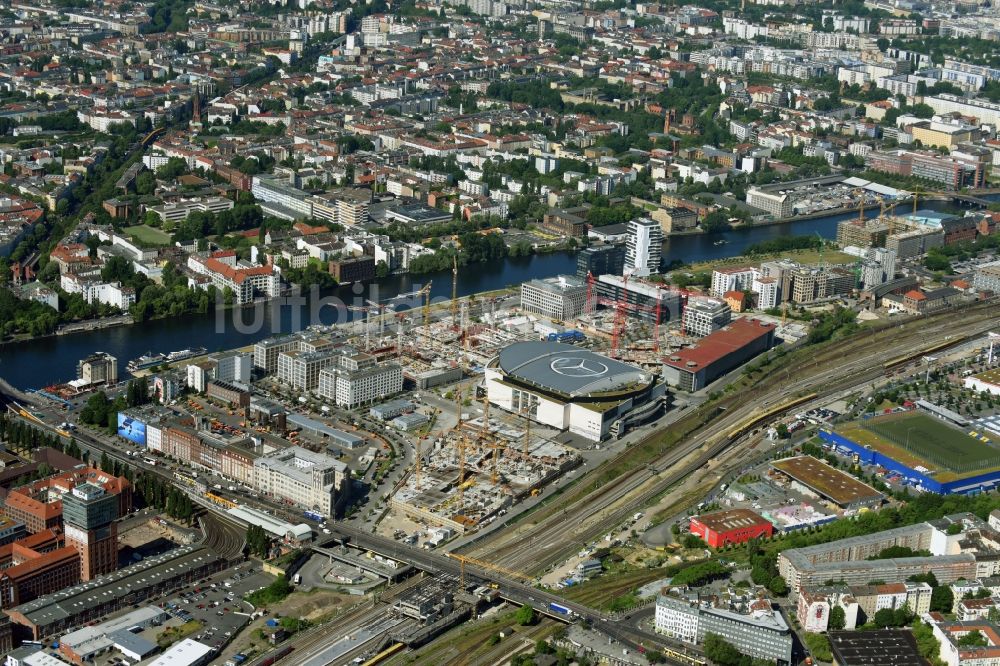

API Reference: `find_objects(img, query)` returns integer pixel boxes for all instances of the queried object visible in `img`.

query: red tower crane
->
[587,272,690,358]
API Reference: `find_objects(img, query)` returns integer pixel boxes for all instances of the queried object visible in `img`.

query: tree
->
[958,630,988,648]
[767,575,788,596]
[703,634,745,666]
[375,260,389,279]
[930,585,953,613]
[515,604,535,626]
[136,171,156,195]
[829,605,846,631]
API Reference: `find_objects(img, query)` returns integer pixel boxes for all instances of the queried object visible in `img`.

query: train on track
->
[725,393,818,441]
[883,338,962,374]
[362,642,405,665]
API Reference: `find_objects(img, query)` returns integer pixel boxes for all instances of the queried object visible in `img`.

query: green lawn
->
[124,225,172,246]
[864,412,1000,473]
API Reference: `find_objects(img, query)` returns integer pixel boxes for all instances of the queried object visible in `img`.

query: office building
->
[625,218,661,276]
[746,186,793,218]
[75,353,117,387]
[972,261,1000,293]
[254,446,349,517]
[253,334,302,373]
[655,593,794,665]
[866,149,986,190]
[317,356,403,409]
[836,218,891,249]
[886,227,944,260]
[276,350,339,391]
[682,298,732,337]
[575,245,626,279]
[210,352,252,384]
[62,483,118,581]
[592,274,681,323]
[519,276,588,320]
[251,175,311,220]
[4,468,130,535]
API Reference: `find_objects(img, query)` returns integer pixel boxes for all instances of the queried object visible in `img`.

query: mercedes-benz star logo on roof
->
[549,356,608,378]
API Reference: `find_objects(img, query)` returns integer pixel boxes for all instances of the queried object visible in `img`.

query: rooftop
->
[828,629,928,666]
[771,456,884,507]
[692,508,770,533]
[495,342,650,399]
[664,318,775,372]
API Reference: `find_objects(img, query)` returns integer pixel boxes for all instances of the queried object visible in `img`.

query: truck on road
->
[548,602,571,616]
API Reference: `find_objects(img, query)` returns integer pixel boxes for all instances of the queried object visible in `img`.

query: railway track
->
[464,301,1000,573]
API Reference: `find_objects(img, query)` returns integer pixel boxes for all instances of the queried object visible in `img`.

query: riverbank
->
[663,191,980,239]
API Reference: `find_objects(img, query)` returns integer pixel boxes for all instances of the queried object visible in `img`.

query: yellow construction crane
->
[457,433,468,504]
[446,552,535,589]
[523,409,531,461]
[451,255,459,328]
[419,281,433,329]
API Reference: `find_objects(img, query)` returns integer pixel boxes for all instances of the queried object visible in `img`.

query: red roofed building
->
[723,290,748,312]
[0,546,79,607]
[3,468,130,535]
[189,255,280,304]
[663,318,776,391]
[690,509,773,548]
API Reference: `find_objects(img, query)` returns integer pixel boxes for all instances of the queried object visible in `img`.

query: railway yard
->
[1,287,998,666]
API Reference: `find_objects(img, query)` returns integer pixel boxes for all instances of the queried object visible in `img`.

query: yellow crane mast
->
[451,255,459,328]
[420,281,433,329]
[446,552,535,589]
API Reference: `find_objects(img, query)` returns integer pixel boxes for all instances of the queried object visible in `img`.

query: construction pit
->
[385,415,581,539]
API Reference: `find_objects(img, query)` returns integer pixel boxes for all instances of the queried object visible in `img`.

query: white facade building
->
[625,218,662,277]
[254,446,348,516]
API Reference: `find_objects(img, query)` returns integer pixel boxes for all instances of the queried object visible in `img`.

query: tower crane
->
[451,255,459,328]
[419,281,433,329]
[446,552,535,589]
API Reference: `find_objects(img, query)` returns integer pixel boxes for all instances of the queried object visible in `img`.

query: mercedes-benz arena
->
[485,341,666,441]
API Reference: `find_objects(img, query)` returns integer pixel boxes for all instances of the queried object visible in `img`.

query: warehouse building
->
[485,341,666,441]
[6,546,226,641]
[663,318,776,391]
[689,509,773,548]
[770,456,884,510]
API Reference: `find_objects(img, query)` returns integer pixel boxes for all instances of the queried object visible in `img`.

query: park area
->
[124,225,172,246]
[840,411,1000,480]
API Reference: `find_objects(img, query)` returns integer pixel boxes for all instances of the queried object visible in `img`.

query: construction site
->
[386,390,582,536]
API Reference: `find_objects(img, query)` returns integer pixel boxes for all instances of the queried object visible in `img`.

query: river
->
[0,201,965,389]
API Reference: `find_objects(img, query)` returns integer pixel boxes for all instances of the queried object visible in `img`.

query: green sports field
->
[124,225,172,246]
[860,411,1000,476]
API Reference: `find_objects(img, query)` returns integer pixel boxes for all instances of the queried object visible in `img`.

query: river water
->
[0,202,962,389]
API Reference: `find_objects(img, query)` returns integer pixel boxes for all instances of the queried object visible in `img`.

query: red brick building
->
[689,509,773,548]
[2,468,131,535]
